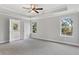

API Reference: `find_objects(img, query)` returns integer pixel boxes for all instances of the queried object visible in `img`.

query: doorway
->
[10,19,21,42]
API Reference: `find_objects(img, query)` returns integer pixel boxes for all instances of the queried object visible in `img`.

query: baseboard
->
[0,41,9,44]
[32,38,79,47]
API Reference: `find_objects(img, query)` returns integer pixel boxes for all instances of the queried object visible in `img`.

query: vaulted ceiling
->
[0,4,67,18]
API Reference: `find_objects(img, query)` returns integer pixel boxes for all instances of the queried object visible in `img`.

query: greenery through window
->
[32,22,37,33]
[61,17,73,36]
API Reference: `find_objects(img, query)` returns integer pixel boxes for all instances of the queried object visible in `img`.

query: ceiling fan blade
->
[34,10,39,13]
[36,8,43,10]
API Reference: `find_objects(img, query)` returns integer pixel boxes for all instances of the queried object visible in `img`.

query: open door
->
[10,19,21,42]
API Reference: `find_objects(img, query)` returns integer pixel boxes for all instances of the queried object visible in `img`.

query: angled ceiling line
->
[0,4,60,17]
[0,4,68,19]
[0,5,32,18]
[0,9,30,20]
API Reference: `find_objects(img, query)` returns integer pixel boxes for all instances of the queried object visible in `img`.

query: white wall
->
[1,4,79,44]
[24,20,30,39]
[0,14,9,43]
[31,11,79,45]
[67,4,79,10]
[0,13,30,43]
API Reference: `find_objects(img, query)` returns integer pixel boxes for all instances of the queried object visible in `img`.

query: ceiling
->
[0,4,67,18]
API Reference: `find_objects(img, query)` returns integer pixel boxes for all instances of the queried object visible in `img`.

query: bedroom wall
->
[24,20,30,39]
[0,13,29,43]
[0,14,9,43]
[31,11,79,45]
[67,4,79,10]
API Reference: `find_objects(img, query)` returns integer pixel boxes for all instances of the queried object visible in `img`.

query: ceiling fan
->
[22,4,43,13]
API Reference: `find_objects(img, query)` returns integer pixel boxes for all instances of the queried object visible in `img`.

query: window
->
[13,23,18,31]
[32,22,37,33]
[61,17,73,36]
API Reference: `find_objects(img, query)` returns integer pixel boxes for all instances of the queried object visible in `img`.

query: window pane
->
[32,22,37,33]
[61,17,73,36]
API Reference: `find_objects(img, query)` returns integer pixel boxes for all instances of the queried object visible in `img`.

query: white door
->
[24,20,30,39]
[10,19,21,42]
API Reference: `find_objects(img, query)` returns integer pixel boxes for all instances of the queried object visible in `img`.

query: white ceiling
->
[0,4,67,18]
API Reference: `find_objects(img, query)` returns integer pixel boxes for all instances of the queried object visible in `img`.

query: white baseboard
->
[0,41,9,44]
[32,37,79,47]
